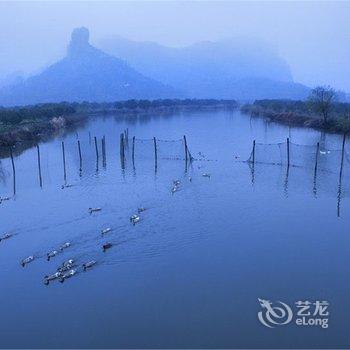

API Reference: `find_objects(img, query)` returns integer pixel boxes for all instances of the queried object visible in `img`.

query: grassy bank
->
[241,99,350,134]
[0,99,238,147]
[0,103,83,147]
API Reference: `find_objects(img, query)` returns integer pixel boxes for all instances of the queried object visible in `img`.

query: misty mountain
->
[0,71,24,89]
[98,36,310,100]
[0,28,179,107]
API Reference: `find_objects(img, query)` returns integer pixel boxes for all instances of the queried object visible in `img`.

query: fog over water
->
[1,110,350,348]
[0,1,349,91]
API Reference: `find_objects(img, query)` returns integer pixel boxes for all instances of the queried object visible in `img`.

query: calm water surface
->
[1,110,350,348]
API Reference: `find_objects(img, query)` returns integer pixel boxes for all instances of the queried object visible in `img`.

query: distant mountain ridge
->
[98,35,310,100]
[0,28,179,107]
[0,27,313,107]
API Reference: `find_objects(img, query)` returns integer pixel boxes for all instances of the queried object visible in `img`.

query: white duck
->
[21,255,34,267]
[101,228,112,235]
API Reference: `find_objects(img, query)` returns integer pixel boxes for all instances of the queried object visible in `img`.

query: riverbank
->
[0,99,238,148]
[241,99,350,134]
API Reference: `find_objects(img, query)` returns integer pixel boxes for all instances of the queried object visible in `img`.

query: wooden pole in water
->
[102,135,106,167]
[314,142,320,174]
[120,133,125,163]
[287,137,290,167]
[132,136,135,164]
[183,135,188,163]
[77,140,82,171]
[62,141,67,183]
[101,137,104,160]
[120,133,122,158]
[252,140,256,164]
[122,134,125,160]
[153,137,158,169]
[9,147,15,175]
[36,144,42,187]
[94,136,99,160]
[9,147,16,195]
[339,133,346,178]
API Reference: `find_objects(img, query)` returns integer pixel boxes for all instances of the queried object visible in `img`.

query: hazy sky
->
[0,1,349,91]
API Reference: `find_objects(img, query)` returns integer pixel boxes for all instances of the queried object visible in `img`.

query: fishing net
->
[132,138,155,161]
[247,142,286,166]
[247,140,350,175]
[132,138,190,162]
[156,139,186,161]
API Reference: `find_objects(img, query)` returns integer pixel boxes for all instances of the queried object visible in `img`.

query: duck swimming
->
[137,207,146,213]
[83,260,97,271]
[0,233,12,242]
[57,259,75,273]
[173,180,181,186]
[21,255,34,267]
[202,173,211,178]
[171,186,179,194]
[60,259,74,267]
[59,242,71,251]
[61,184,73,189]
[103,243,112,251]
[44,271,62,285]
[59,269,77,283]
[47,250,58,261]
[130,214,140,224]
[101,228,112,235]
[89,207,102,214]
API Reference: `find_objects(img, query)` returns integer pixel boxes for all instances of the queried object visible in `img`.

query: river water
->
[0,109,349,348]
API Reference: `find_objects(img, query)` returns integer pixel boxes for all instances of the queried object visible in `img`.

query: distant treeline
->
[242,99,350,117]
[0,99,237,146]
[0,103,76,126]
[241,99,350,133]
[73,98,238,113]
[0,99,237,125]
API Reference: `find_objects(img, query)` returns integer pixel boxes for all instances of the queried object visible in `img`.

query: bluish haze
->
[0,1,349,91]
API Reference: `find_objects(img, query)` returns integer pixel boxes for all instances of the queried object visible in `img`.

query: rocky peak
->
[67,27,93,57]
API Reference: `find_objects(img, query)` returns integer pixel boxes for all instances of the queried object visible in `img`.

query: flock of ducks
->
[46,242,71,261]
[41,205,148,284]
[1,169,212,286]
[43,258,97,284]
[17,239,97,284]
[0,203,151,285]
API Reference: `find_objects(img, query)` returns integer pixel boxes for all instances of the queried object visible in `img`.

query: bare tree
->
[308,85,337,123]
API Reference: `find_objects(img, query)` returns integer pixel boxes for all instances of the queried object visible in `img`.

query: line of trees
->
[0,99,238,126]
[240,86,350,133]
[0,103,76,125]
[244,86,349,123]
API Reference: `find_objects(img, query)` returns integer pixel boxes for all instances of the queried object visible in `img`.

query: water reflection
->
[283,164,289,198]
[246,157,349,217]
[1,110,350,349]
[36,145,43,188]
